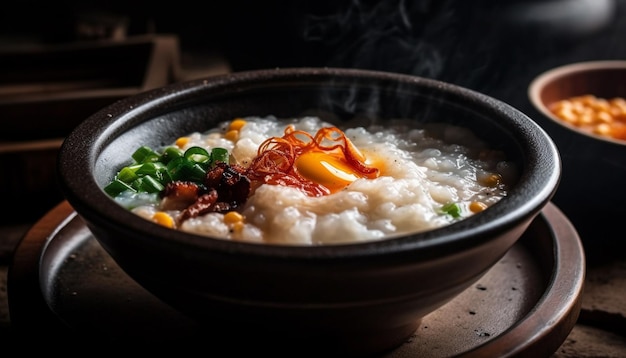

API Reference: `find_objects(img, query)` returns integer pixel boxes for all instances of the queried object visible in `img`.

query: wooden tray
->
[7,201,585,356]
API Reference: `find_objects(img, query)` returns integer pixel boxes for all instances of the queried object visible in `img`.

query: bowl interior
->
[98,82,523,187]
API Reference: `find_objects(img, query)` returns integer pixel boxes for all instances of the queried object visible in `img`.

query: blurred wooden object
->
[0,34,181,140]
[0,35,181,223]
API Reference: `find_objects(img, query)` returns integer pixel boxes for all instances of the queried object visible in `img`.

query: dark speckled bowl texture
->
[57,67,560,356]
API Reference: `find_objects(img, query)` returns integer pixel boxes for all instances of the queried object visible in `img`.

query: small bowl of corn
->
[528,60,626,256]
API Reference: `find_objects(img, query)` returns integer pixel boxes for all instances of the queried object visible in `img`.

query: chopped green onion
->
[166,157,188,181]
[184,146,211,163]
[104,179,137,197]
[136,162,170,182]
[166,156,207,182]
[441,202,463,218]
[187,163,208,181]
[104,145,231,198]
[132,146,160,164]
[117,165,140,183]
[132,175,165,193]
[211,147,229,165]
[160,146,184,164]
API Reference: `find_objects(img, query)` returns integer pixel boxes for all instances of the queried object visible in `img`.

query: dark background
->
[2,0,623,107]
[2,0,623,97]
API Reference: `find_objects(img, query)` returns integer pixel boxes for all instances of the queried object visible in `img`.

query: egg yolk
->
[245,125,380,196]
[296,151,362,193]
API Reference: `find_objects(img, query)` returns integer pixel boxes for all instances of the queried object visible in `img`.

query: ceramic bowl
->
[57,67,560,355]
[528,60,626,256]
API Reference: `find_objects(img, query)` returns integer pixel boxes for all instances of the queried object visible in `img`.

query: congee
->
[104,116,518,245]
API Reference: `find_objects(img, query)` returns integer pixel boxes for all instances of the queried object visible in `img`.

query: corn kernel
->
[175,137,190,148]
[612,124,626,140]
[593,123,612,136]
[469,201,488,213]
[224,211,244,225]
[224,130,239,141]
[555,107,577,123]
[611,98,626,111]
[229,118,247,131]
[153,211,175,228]
[231,222,244,233]
[549,101,570,112]
[596,110,613,123]
[549,94,626,142]
[571,101,586,114]
[593,98,610,112]
[580,95,596,105]
[481,173,502,187]
[578,112,594,125]
[224,211,245,233]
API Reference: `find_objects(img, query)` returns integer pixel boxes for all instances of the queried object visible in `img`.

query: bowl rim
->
[58,67,561,259]
[528,59,626,147]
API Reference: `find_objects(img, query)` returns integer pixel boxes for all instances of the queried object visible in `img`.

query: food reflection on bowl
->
[528,60,626,255]
[58,67,560,355]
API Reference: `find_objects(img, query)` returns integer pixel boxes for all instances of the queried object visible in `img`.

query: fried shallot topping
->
[161,162,251,225]
[160,181,201,211]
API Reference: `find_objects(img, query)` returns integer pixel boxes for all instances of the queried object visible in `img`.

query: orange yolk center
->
[296,151,364,193]
[245,125,381,196]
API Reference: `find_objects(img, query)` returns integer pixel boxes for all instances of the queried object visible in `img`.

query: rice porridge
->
[106,115,517,245]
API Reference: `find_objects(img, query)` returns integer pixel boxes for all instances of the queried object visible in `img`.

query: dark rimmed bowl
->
[57,67,560,355]
[528,60,626,258]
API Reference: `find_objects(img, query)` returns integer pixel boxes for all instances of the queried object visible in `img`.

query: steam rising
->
[300,1,455,79]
